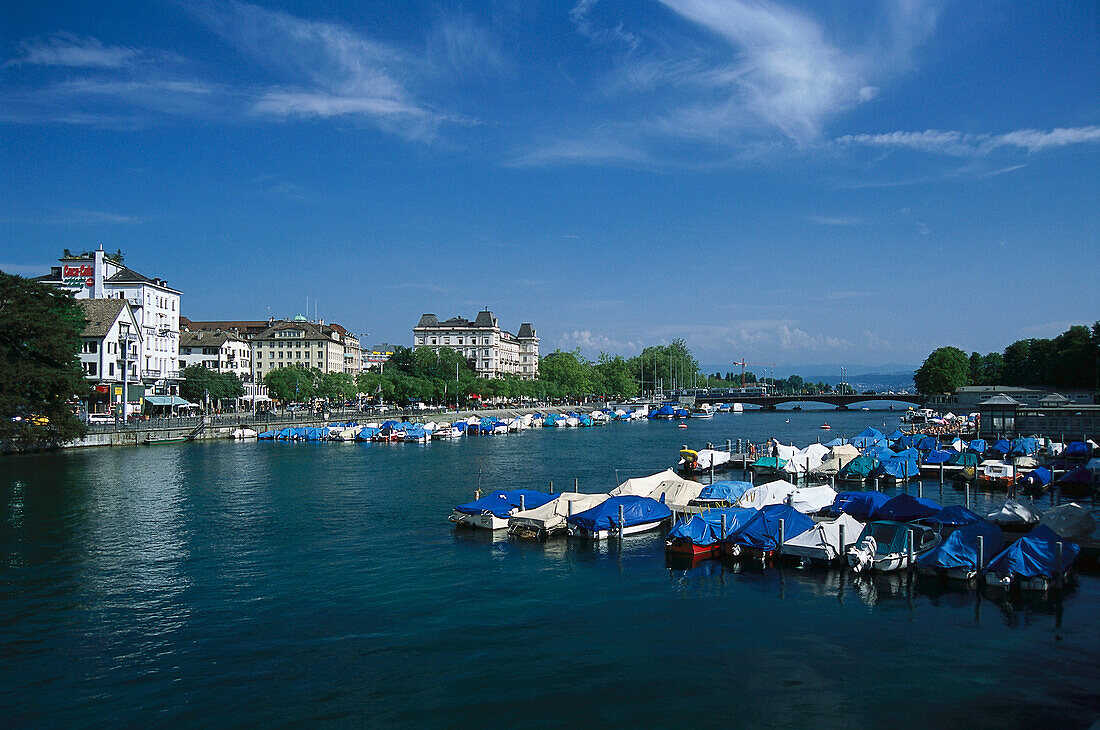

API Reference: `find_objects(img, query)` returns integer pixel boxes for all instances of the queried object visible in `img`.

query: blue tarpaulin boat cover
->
[857,427,885,440]
[896,434,920,448]
[872,456,919,480]
[667,508,757,545]
[893,447,920,460]
[1056,466,1092,485]
[923,449,954,465]
[650,405,676,418]
[455,490,557,519]
[871,494,942,521]
[725,504,814,551]
[985,525,1080,579]
[862,445,894,460]
[825,491,889,520]
[988,439,1011,455]
[968,439,987,454]
[916,521,1003,571]
[916,436,939,451]
[1010,438,1039,456]
[851,436,884,448]
[823,437,849,447]
[258,430,275,439]
[697,481,753,501]
[886,430,905,441]
[355,427,379,441]
[567,495,672,531]
[923,505,983,526]
[1064,441,1092,458]
[1018,467,1052,487]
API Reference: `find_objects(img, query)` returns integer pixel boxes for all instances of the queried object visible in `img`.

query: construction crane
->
[732,359,776,389]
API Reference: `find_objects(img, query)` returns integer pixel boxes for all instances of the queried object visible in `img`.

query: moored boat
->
[846,521,942,572]
[567,495,671,539]
[983,525,1079,592]
[450,490,558,530]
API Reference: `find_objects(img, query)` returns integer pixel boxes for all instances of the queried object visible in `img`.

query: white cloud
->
[837,126,1100,155]
[427,12,511,78]
[189,0,447,135]
[570,0,640,51]
[6,32,143,69]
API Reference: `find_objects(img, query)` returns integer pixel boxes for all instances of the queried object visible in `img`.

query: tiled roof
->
[79,298,128,338]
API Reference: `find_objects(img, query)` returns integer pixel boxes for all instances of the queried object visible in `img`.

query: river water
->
[2,410,1098,728]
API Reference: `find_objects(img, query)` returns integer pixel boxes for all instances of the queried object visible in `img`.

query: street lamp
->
[118,320,130,425]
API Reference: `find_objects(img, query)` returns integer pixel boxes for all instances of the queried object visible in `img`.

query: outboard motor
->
[849,535,877,573]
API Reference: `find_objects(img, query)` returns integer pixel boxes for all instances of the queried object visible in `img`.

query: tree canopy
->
[179,365,244,408]
[0,272,88,447]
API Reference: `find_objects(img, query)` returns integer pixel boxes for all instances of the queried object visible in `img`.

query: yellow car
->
[32,415,50,426]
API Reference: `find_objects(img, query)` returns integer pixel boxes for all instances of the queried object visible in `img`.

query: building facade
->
[37,247,181,395]
[77,298,143,416]
[927,385,1096,413]
[413,311,539,379]
[251,316,362,382]
[362,343,395,372]
[179,330,253,381]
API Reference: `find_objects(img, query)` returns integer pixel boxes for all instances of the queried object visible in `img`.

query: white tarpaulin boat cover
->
[610,469,703,511]
[1039,503,1096,540]
[510,493,609,532]
[775,443,798,462]
[787,485,838,514]
[736,479,796,510]
[783,444,829,474]
[783,514,865,561]
[987,498,1041,526]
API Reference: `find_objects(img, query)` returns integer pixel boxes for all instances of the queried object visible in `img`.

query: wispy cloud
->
[2,209,147,226]
[427,12,511,78]
[189,0,447,137]
[807,215,867,227]
[570,0,640,51]
[837,126,1100,156]
[5,32,144,69]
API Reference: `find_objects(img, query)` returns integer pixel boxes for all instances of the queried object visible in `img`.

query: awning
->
[143,396,194,407]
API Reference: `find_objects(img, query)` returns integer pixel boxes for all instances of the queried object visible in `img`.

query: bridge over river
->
[693,393,924,410]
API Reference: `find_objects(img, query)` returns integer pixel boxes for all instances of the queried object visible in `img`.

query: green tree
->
[968,352,983,385]
[180,366,245,410]
[978,352,1004,386]
[0,272,89,447]
[318,372,356,401]
[914,346,970,394]
[540,349,593,396]
[263,365,316,403]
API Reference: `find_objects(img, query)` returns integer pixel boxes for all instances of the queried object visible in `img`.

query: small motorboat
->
[915,520,1003,580]
[231,428,258,440]
[666,507,756,557]
[677,446,732,474]
[508,493,608,539]
[983,525,1079,592]
[782,514,864,565]
[820,423,831,430]
[722,504,815,560]
[846,521,942,573]
[986,498,1041,534]
[450,490,558,530]
[678,423,688,429]
[567,495,671,540]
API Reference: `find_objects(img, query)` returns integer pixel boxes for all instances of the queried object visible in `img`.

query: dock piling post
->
[907,528,915,571]
[618,504,625,541]
[721,513,727,540]
[874,477,880,492]
[977,535,984,576]
[839,524,845,560]
[778,518,785,559]
[919,481,924,499]
[939,463,944,485]
[520,494,525,512]
[1056,542,1064,589]
[574,477,578,491]
[965,482,971,510]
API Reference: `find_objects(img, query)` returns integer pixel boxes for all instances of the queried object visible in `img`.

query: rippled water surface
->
[2,411,1098,728]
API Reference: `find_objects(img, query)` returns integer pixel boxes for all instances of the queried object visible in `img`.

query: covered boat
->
[650,404,676,419]
[810,444,860,477]
[735,479,797,510]
[977,459,1014,487]
[820,491,889,521]
[846,521,943,573]
[689,480,753,507]
[984,525,1080,591]
[915,521,1003,580]
[786,485,838,515]
[870,494,941,522]
[508,492,609,538]
[921,505,983,532]
[1055,466,1095,498]
[567,495,671,539]
[781,444,829,476]
[677,447,732,473]
[749,456,788,476]
[986,497,1042,532]
[609,468,703,512]
[837,454,878,483]
[782,514,864,564]
[665,507,756,556]
[870,454,919,483]
[1017,467,1052,497]
[450,490,558,530]
[722,504,815,559]
[1038,502,1096,540]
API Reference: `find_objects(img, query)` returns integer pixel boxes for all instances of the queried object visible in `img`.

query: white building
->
[179,330,253,381]
[76,298,143,416]
[413,311,539,379]
[37,246,182,395]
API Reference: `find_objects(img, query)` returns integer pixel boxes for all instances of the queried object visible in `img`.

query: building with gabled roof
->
[251,316,362,382]
[413,310,538,379]
[38,246,181,395]
[76,298,143,416]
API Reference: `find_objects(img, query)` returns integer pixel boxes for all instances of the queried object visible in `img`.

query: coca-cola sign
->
[63,264,94,288]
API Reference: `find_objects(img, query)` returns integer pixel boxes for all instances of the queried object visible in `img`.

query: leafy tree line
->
[915,321,1100,394]
[0,272,88,447]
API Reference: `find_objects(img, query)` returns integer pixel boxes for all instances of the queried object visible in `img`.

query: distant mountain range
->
[802,371,917,393]
[701,363,917,394]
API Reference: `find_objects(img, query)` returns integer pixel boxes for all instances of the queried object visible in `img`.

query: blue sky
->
[2,1,1097,373]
